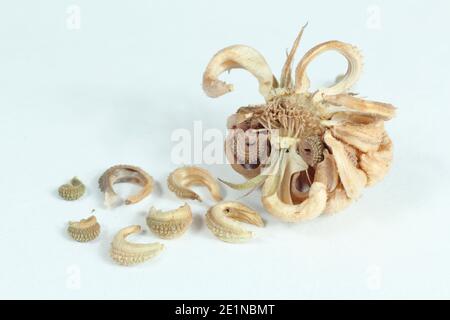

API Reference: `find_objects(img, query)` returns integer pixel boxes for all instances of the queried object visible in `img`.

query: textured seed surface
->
[58,177,85,201]
[146,203,192,240]
[110,225,164,266]
[167,166,223,202]
[205,202,264,243]
[67,215,100,242]
[98,165,153,208]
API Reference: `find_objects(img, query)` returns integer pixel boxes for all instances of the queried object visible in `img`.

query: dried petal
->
[324,131,367,199]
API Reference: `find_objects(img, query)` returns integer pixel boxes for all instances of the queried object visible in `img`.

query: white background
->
[0,0,449,299]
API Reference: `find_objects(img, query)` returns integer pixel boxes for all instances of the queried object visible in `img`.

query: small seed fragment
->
[67,215,100,242]
[58,177,86,201]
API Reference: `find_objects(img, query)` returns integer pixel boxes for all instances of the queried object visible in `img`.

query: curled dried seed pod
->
[67,216,100,242]
[203,29,396,220]
[167,166,223,202]
[58,177,85,201]
[110,225,164,266]
[146,203,192,240]
[99,165,153,208]
[205,202,264,243]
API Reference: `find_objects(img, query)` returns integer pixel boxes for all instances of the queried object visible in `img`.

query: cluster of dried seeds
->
[167,166,223,202]
[61,165,250,267]
[58,28,395,267]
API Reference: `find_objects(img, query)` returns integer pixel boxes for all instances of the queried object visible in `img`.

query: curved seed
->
[99,165,153,208]
[146,203,192,240]
[205,202,264,243]
[110,225,164,266]
[167,166,222,202]
[58,177,85,201]
[67,216,100,242]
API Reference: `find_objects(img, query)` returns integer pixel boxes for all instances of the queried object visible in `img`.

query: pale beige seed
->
[99,165,153,208]
[205,202,264,243]
[202,45,275,101]
[146,203,192,240]
[67,216,100,242]
[167,166,223,202]
[110,225,164,266]
[58,177,85,201]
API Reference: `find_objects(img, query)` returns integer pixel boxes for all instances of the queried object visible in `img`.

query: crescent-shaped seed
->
[167,166,223,202]
[146,203,193,239]
[205,202,264,243]
[110,225,164,266]
[58,177,86,201]
[98,165,154,208]
[67,216,100,242]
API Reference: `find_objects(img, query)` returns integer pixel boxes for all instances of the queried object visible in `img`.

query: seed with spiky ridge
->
[146,203,192,240]
[67,216,100,242]
[205,202,264,243]
[110,225,164,266]
[58,177,86,201]
[167,166,223,202]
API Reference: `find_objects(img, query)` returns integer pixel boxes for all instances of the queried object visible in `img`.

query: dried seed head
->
[257,98,323,139]
[203,29,395,221]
